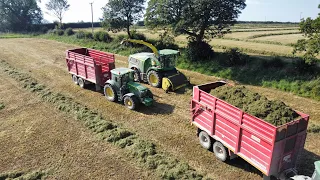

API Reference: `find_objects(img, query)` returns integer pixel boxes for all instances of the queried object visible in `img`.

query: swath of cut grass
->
[0,102,4,110]
[0,60,204,180]
[0,169,48,180]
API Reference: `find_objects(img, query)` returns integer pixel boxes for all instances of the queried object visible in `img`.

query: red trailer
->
[191,81,310,179]
[66,48,115,90]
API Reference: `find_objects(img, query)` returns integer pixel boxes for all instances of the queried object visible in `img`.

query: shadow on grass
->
[297,149,320,177]
[223,148,320,178]
[139,101,175,115]
[83,83,175,115]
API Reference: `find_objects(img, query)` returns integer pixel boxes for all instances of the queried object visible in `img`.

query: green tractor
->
[104,67,154,110]
[121,39,189,92]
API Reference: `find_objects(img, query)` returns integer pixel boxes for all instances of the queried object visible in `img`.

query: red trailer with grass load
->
[191,81,310,180]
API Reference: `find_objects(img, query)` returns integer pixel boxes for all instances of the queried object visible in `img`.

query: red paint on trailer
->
[191,81,309,178]
[66,48,115,86]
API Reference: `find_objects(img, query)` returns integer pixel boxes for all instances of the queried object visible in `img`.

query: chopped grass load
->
[0,60,204,180]
[211,85,300,126]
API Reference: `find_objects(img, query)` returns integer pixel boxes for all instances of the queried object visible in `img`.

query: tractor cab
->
[110,68,134,88]
[158,49,180,70]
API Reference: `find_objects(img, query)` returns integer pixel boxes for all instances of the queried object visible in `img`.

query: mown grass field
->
[0,37,319,179]
[75,24,308,58]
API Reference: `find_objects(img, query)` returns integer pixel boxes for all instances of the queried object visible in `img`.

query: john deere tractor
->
[121,39,189,92]
[104,67,153,110]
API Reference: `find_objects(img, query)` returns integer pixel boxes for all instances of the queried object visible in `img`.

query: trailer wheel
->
[199,131,212,150]
[147,70,162,88]
[78,78,85,88]
[213,141,229,162]
[124,96,138,110]
[72,75,78,85]
[104,84,117,102]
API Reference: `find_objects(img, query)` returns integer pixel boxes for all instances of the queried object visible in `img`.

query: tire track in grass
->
[0,60,205,180]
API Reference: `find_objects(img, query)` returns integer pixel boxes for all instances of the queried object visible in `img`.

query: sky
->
[39,0,320,23]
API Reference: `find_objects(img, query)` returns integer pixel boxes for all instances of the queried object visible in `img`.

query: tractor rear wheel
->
[124,96,138,110]
[133,69,141,82]
[72,75,78,85]
[104,84,117,102]
[213,141,229,162]
[147,70,162,88]
[78,78,85,88]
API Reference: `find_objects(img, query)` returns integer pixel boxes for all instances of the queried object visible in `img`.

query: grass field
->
[0,38,319,179]
[75,25,308,58]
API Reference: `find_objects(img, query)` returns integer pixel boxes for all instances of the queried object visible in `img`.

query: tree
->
[101,0,145,38]
[0,0,42,32]
[145,0,246,43]
[46,0,70,28]
[293,4,320,65]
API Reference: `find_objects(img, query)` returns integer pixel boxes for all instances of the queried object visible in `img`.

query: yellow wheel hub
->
[106,87,114,97]
[149,74,158,85]
[126,100,132,106]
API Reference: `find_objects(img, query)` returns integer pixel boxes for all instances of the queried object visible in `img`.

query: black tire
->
[133,69,141,82]
[72,75,78,85]
[147,70,162,88]
[78,78,85,88]
[146,90,154,99]
[104,84,117,102]
[213,141,229,162]
[124,96,138,110]
[199,131,212,150]
[263,175,278,180]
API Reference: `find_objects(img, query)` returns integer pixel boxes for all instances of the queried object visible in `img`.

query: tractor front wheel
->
[124,96,138,110]
[147,70,162,88]
[104,84,117,102]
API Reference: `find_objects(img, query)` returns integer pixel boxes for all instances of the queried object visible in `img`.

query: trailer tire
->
[199,131,212,150]
[213,141,229,162]
[124,96,138,110]
[78,78,85,88]
[147,70,162,88]
[104,84,117,102]
[72,75,78,85]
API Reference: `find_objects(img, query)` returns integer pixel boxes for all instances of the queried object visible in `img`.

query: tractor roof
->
[111,68,133,75]
[159,49,179,55]
[130,52,155,61]
[316,161,320,175]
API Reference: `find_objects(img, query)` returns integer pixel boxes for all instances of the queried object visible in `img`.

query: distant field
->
[74,24,310,58]
[254,33,306,44]
[224,29,300,39]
